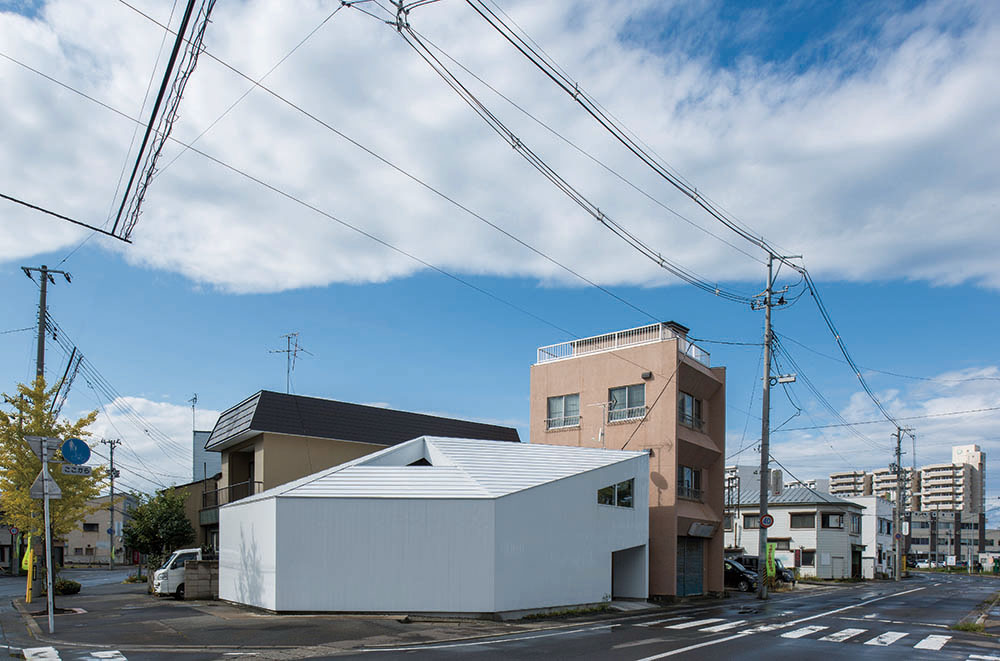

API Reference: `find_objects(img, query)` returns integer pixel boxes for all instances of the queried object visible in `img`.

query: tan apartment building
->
[529,321,726,599]
[63,493,138,565]
[871,467,916,510]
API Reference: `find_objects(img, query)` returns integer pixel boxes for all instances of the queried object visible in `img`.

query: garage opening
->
[611,544,646,598]
[676,536,704,596]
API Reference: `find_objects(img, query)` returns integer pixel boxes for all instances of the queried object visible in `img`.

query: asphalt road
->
[2,570,997,660]
[343,573,1000,661]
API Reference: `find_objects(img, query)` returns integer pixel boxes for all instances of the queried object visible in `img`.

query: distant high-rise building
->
[829,470,871,497]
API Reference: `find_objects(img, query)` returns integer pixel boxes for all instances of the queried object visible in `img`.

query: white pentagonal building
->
[219,436,649,615]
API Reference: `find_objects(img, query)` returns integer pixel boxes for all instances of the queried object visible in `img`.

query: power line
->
[6,39,728,393]
[0,191,129,243]
[775,405,1000,432]
[777,332,1000,384]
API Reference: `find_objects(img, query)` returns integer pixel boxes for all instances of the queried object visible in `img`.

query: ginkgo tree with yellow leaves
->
[0,379,108,542]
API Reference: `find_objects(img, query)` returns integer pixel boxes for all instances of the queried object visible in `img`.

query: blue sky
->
[1,0,998,519]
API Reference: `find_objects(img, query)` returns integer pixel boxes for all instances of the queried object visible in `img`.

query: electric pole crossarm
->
[21,265,71,384]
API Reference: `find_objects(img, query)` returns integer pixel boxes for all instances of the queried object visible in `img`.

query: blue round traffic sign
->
[61,437,91,465]
[760,514,775,528]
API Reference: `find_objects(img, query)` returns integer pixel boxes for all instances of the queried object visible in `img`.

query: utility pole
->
[21,265,71,383]
[102,439,122,570]
[755,254,775,599]
[894,427,902,581]
[751,254,797,599]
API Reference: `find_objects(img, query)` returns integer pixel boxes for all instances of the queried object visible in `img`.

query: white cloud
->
[1,0,998,291]
[81,395,219,493]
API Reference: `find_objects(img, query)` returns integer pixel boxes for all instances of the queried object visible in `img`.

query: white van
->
[152,547,201,599]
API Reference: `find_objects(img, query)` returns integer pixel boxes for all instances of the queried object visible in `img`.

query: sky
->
[1,0,998,520]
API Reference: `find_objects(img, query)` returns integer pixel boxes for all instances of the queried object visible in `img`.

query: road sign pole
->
[42,438,55,634]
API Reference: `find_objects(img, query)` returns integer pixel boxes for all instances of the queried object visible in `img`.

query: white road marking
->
[86,653,128,660]
[637,616,690,627]
[742,622,793,633]
[863,613,878,619]
[781,625,828,639]
[864,631,908,646]
[614,638,669,649]
[819,628,867,642]
[913,634,951,650]
[968,655,1000,660]
[786,586,926,626]
[667,618,725,629]
[23,648,60,660]
[361,624,618,652]
[633,633,750,661]
[700,620,747,632]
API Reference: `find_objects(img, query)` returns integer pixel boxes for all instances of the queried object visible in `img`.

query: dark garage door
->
[676,536,704,596]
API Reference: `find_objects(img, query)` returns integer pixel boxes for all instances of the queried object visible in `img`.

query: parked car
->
[734,555,795,584]
[724,559,757,592]
[152,547,202,599]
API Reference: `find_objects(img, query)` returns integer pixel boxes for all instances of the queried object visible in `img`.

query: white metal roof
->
[230,436,645,503]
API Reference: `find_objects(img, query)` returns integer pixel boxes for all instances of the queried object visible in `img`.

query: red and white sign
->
[760,514,775,528]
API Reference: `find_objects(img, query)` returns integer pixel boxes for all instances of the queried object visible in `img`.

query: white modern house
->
[845,495,895,578]
[219,436,649,615]
[724,486,865,579]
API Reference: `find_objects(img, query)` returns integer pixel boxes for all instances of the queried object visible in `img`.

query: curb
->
[12,599,42,639]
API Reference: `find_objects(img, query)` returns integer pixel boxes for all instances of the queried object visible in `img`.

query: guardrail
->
[536,322,710,366]
[202,480,263,509]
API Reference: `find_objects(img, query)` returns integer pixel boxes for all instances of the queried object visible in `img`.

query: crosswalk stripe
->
[86,653,128,660]
[667,618,725,629]
[864,631,908,646]
[968,655,1000,660]
[700,620,747,632]
[913,634,951,651]
[23,648,60,660]
[781,625,828,639]
[819,628,867,642]
[637,616,691,627]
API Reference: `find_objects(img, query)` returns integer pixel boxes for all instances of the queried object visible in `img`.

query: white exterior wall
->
[493,456,648,612]
[275,497,494,612]
[846,496,894,579]
[726,505,863,578]
[218,497,278,610]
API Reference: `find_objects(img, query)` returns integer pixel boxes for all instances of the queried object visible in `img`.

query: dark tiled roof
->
[206,390,520,450]
[733,486,856,507]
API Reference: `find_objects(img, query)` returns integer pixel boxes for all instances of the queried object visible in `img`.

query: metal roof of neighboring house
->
[205,390,521,451]
[229,436,647,503]
[732,486,858,508]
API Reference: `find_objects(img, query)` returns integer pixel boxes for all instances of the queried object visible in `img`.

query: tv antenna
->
[269,332,312,393]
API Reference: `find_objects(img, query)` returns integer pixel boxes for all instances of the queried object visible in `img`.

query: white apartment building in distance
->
[872,467,916,510]
[829,470,870,498]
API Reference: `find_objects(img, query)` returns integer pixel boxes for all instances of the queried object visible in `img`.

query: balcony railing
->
[202,480,264,509]
[545,415,580,430]
[536,322,710,367]
[679,413,705,431]
[677,485,703,501]
[609,405,646,423]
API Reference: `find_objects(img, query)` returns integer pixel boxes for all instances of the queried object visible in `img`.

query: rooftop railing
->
[536,322,710,366]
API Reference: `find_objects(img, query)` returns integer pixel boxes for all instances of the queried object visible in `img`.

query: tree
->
[0,379,106,541]
[122,487,195,569]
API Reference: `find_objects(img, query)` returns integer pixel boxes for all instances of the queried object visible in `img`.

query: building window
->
[73,547,83,555]
[546,393,580,429]
[724,513,733,531]
[821,513,844,529]
[916,521,930,528]
[598,479,634,508]
[911,537,929,545]
[83,523,99,532]
[851,514,862,534]
[774,539,790,551]
[678,391,704,430]
[609,384,645,422]
[677,465,702,501]
[790,513,815,529]
[744,514,760,529]
[84,547,95,556]
[801,550,815,566]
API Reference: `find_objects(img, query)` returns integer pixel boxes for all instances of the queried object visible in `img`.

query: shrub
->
[53,579,81,595]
